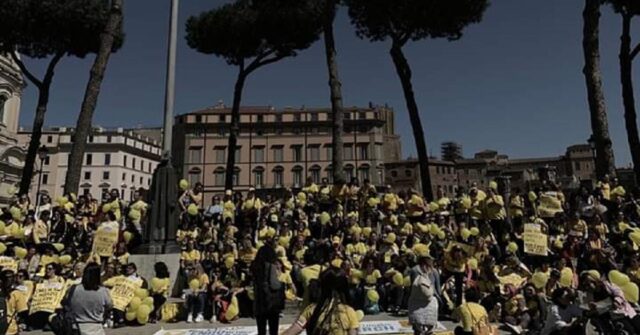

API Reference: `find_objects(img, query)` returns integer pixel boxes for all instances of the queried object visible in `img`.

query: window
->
[189,173,201,186]
[359,166,370,181]
[103,171,110,180]
[219,114,226,122]
[358,144,368,160]
[218,127,226,136]
[189,147,202,164]
[326,146,333,161]
[235,147,241,163]
[140,177,143,184]
[574,161,581,171]
[148,162,152,172]
[86,154,93,165]
[122,173,126,181]
[214,146,226,163]
[131,174,135,183]
[292,145,303,162]
[195,115,202,123]
[124,155,128,168]
[272,146,284,162]
[344,144,353,160]
[292,167,303,187]
[89,136,94,143]
[253,146,265,163]
[375,144,383,160]
[294,114,301,122]
[310,166,321,184]
[0,95,6,123]
[391,170,398,178]
[233,168,240,186]
[44,156,50,166]
[140,160,144,171]
[344,112,351,119]
[254,168,264,188]
[309,145,320,161]
[133,158,137,170]
[273,167,284,187]
[107,136,112,143]
[344,165,354,181]
[215,169,225,186]
[275,114,283,122]
[257,114,264,123]
[47,135,53,143]
[310,113,318,122]
[405,170,412,177]
[42,174,49,185]
[104,154,111,165]
[84,172,91,180]
[359,112,366,119]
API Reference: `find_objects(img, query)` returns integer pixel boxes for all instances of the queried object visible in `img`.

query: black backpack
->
[50,285,79,335]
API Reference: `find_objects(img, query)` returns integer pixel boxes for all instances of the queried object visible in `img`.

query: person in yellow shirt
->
[509,189,525,231]
[32,210,50,245]
[185,263,209,323]
[181,239,202,267]
[452,287,489,335]
[150,262,171,323]
[1,270,29,335]
[282,268,359,335]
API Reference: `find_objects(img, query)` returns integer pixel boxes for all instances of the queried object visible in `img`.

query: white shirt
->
[541,303,582,335]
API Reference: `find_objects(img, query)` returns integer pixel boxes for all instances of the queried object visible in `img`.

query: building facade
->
[173,103,402,205]
[385,144,597,198]
[0,54,26,204]
[17,127,162,201]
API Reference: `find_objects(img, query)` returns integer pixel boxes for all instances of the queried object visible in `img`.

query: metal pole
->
[162,0,179,158]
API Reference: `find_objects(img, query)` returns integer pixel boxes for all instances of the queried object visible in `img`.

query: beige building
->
[0,54,26,204]
[384,159,458,196]
[173,103,402,205]
[17,127,162,201]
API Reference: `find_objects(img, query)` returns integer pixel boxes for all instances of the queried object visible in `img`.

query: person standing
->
[64,263,113,335]
[252,243,284,335]
[408,248,439,335]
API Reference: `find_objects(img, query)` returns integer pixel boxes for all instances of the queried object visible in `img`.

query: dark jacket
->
[253,262,284,316]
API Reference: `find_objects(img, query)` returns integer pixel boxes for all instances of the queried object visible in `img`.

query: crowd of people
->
[0,174,638,335]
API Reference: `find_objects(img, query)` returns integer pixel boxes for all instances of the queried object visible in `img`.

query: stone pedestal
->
[129,252,181,291]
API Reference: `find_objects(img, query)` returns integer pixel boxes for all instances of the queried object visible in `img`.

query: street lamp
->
[35,145,49,213]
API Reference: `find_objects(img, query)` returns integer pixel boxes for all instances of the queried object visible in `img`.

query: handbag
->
[467,304,498,335]
[50,285,80,335]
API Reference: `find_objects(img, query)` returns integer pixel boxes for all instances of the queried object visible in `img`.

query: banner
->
[537,193,563,218]
[93,226,119,257]
[29,282,66,314]
[109,276,142,311]
[523,223,548,256]
[152,321,451,335]
[0,256,17,272]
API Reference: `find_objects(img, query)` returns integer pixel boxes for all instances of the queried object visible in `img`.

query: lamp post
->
[35,145,49,213]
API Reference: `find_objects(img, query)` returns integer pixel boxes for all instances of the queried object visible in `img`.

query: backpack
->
[50,285,79,335]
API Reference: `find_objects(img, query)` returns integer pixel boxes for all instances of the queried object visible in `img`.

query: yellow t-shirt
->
[181,250,201,262]
[6,290,28,335]
[151,277,171,295]
[454,302,488,332]
[298,303,359,335]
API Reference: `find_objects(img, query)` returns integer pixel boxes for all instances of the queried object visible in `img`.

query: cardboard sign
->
[523,224,548,256]
[29,282,65,314]
[109,277,142,311]
[93,226,119,257]
[0,256,17,273]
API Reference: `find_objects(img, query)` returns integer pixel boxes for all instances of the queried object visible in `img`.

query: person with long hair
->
[64,263,113,335]
[185,262,209,323]
[252,243,284,335]
[282,267,359,335]
[149,262,170,323]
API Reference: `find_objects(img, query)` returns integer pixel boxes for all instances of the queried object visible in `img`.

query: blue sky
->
[17,0,640,166]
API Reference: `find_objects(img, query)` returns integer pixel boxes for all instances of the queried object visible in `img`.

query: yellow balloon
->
[102,203,112,213]
[507,242,518,254]
[460,228,471,241]
[136,304,151,324]
[366,289,379,303]
[134,288,149,299]
[621,282,639,303]
[437,230,446,240]
[53,243,64,252]
[150,277,163,293]
[129,297,142,311]
[630,232,640,246]
[0,221,5,236]
[560,268,573,288]
[467,258,478,271]
[123,231,133,243]
[392,272,404,286]
[355,310,365,321]
[179,179,189,191]
[0,243,6,255]
[225,296,239,321]
[319,212,330,225]
[143,297,154,307]
[128,209,141,221]
[56,196,69,206]
[430,224,440,235]
[608,270,631,287]
[224,257,235,269]
[189,279,200,292]
[59,255,72,265]
[531,272,549,290]
[14,247,26,260]
[125,311,137,322]
[187,204,198,216]
[528,191,537,202]
[489,181,498,190]
[470,227,480,236]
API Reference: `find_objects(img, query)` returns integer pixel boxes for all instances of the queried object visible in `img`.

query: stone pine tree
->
[64,0,125,195]
[345,0,489,200]
[186,0,323,191]
[0,0,122,196]
[606,0,640,181]
[583,0,617,179]
[322,0,346,183]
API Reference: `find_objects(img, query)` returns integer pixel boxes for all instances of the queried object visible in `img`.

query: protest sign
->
[93,226,119,257]
[29,282,65,314]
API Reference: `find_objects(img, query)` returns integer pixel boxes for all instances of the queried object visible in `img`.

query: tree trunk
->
[583,0,616,179]
[64,0,123,195]
[225,71,246,190]
[620,13,640,183]
[390,43,434,200]
[18,52,64,196]
[323,0,345,183]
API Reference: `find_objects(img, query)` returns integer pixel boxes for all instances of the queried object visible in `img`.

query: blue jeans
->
[187,292,206,316]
